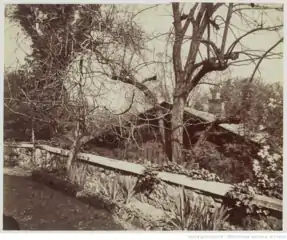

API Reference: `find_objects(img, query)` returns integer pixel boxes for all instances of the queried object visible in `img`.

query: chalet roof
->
[61,98,268,145]
[151,99,268,145]
[184,106,268,144]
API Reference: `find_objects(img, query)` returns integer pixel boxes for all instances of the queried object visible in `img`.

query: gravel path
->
[3,174,124,230]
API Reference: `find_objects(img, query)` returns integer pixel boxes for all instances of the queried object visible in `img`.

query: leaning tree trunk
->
[170,95,186,163]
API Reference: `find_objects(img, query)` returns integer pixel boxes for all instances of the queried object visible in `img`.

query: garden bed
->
[31,169,164,230]
[4,143,283,230]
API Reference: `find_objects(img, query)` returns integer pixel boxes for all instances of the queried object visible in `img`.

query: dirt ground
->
[3,174,125,230]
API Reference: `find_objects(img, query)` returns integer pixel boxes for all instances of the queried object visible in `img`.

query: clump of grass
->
[117,175,138,204]
[165,186,194,230]
[67,163,87,188]
[192,202,230,230]
[98,176,122,202]
[164,186,230,230]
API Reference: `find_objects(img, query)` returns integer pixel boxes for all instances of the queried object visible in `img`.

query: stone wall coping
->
[4,142,282,213]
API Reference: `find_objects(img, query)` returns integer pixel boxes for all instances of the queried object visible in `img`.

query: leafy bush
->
[252,146,282,199]
[136,168,160,196]
[144,161,222,182]
[228,145,282,204]
[241,215,282,230]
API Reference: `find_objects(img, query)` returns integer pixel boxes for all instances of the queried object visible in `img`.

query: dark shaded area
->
[83,102,259,183]
[222,197,282,230]
[3,174,124,230]
[3,214,20,230]
[31,169,118,213]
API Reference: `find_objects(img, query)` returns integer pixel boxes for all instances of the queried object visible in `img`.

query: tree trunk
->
[31,119,36,166]
[193,122,215,157]
[157,108,165,145]
[170,95,186,163]
[66,121,81,171]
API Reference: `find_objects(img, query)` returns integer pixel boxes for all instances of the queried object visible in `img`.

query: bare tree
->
[167,3,283,162]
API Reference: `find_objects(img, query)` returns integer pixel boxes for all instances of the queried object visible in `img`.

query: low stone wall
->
[4,142,282,216]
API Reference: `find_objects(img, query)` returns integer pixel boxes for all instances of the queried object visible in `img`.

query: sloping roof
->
[130,98,267,144]
[152,99,267,145]
[184,104,268,144]
[62,98,268,145]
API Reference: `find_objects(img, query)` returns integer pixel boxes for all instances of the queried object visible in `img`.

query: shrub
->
[241,215,282,230]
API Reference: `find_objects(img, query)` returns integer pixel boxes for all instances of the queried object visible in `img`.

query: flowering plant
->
[251,145,282,199]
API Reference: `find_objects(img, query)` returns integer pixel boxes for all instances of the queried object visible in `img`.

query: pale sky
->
[4,3,284,112]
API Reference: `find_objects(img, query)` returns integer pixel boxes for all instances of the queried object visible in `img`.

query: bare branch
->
[220,3,233,59]
[249,37,283,83]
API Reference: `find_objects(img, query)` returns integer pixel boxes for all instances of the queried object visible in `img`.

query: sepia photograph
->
[3,2,283,231]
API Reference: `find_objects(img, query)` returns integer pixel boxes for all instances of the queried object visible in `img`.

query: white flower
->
[254,165,261,171]
[253,159,260,165]
[268,102,276,108]
[258,151,264,158]
[267,156,274,163]
[248,186,255,194]
[271,163,277,168]
[259,125,265,131]
[273,153,281,161]
[263,145,270,151]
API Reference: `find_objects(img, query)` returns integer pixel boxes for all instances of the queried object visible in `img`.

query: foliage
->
[225,144,282,228]
[136,168,160,196]
[4,146,20,167]
[228,145,282,202]
[164,186,194,230]
[220,78,283,148]
[4,66,72,141]
[67,163,88,188]
[164,187,230,230]
[98,176,122,202]
[197,78,283,151]
[9,4,146,75]
[6,4,148,144]
[252,146,282,198]
[186,142,255,183]
[117,175,138,204]
[241,215,282,230]
[144,161,223,182]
